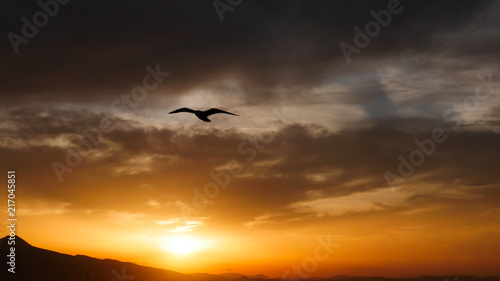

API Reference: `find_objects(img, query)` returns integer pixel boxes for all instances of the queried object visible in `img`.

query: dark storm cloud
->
[1,0,496,104]
[345,72,398,118]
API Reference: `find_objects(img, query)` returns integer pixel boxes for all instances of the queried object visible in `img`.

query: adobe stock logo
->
[51,64,169,182]
[281,236,338,281]
[7,0,71,54]
[212,0,243,22]
[384,72,497,190]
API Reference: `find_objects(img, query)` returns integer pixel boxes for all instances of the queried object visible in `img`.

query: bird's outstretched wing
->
[205,108,239,116]
[169,107,196,114]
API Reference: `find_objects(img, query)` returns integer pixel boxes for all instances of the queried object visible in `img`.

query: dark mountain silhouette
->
[221,273,270,279]
[1,236,193,281]
[307,278,500,281]
[1,236,499,281]
[0,236,266,281]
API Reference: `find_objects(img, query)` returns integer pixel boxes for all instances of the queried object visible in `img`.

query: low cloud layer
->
[1,0,499,276]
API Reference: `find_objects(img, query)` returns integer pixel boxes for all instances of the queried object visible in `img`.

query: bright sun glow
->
[162,235,211,256]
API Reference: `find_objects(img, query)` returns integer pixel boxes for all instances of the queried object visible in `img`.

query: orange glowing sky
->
[2,0,500,278]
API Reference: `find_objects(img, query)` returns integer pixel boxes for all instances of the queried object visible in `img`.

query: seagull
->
[169,107,239,122]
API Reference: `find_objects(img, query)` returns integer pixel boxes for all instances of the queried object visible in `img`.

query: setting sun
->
[162,235,211,256]
[2,1,500,280]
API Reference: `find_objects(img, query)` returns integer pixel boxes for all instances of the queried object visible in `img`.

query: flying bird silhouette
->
[169,108,239,122]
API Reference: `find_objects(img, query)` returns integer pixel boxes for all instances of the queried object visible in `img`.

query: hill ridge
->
[1,236,499,281]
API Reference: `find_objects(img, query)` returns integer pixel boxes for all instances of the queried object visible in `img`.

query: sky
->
[1,0,500,278]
